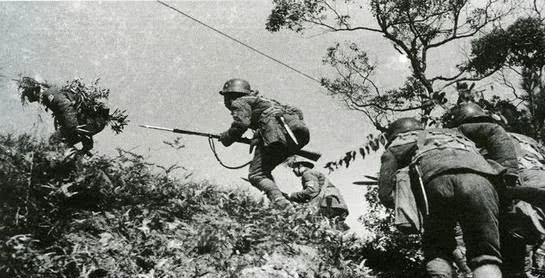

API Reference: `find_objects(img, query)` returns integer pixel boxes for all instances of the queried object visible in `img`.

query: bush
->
[357,187,425,278]
[0,133,375,278]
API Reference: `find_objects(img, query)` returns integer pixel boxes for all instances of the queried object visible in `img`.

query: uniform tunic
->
[41,86,95,151]
[379,127,517,272]
[290,169,349,218]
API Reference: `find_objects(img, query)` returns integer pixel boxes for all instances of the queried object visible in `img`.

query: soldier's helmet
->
[17,77,44,104]
[18,77,41,92]
[291,159,315,169]
[386,117,423,142]
[219,79,252,96]
[445,102,494,128]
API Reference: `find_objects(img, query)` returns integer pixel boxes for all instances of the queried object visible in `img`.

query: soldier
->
[447,102,545,278]
[287,159,349,228]
[379,117,517,278]
[18,77,107,156]
[218,79,310,209]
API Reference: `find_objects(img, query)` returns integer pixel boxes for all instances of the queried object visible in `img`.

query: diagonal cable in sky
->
[156,0,322,84]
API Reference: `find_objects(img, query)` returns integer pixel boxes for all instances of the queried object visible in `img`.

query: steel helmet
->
[291,159,315,169]
[219,79,252,95]
[386,117,423,142]
[445,102,494,128]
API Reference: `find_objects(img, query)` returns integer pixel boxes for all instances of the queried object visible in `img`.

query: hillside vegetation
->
[0,134,422,278]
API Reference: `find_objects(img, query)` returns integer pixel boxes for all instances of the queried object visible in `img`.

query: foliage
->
[62,78,129,134]
[267,0,513,130]
[267,0,515,170]
[0,133,383,278]
[320,42,439,131]
[466,16,545,141]
[468,17,545,75]
[357,187,425,278]
[324,133,387,173]
[15,76,129,135]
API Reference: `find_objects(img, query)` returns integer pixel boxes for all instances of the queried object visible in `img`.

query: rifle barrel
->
[139,125,174,132]
[139,124,321,161]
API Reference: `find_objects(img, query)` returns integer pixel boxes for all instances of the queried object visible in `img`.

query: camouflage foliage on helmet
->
[15,76,49,105]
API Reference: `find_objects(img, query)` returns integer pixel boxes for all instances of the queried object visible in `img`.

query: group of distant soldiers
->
[17,76,545,277]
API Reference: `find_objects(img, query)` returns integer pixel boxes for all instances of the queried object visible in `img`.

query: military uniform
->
[446,102,544,277]
[379,128,515,277]
[509,133,545,205]
[507,133,545,277]
[289,169,349,219]
[40,86,96,152]
[220,95,309,207]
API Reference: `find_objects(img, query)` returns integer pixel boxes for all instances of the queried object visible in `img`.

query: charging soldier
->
[18,77,106,155]
[288,159,349,228]
[218,79,310,209]
[379,117,518,278]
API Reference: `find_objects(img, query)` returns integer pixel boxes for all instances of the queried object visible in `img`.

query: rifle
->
[139,124,322,161]
[353,175,379,186]
[353,181,378,186]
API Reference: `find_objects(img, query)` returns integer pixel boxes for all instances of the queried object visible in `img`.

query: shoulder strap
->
[416,130,427,151]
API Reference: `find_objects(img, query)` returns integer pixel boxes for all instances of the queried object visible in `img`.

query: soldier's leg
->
[454,173,502,278]
[423,174,458,278]
[500,212,529,278]
[248,145,290,208]
[80,135,94,155]
[55,108,81,147]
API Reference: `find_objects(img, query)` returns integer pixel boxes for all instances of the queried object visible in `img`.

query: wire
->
[208,137,251,170]
[156,0,322,85]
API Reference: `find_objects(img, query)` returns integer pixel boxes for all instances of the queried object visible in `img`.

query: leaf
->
[98,232,113,246]
[60,183,78,197]
[359,148,366,159]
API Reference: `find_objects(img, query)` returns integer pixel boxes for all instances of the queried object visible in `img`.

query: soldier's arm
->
[378,143,414,209]
[290,171,321,203]
[220,99,252,146]
[378,150,398,208]
[42,89,79,133]
[458,123,519,176]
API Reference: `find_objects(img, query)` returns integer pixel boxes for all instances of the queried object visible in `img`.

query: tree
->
[467,16,545,140]
[267,0,513,131]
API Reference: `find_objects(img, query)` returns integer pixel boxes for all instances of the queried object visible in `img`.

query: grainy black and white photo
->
[1,0,545,277]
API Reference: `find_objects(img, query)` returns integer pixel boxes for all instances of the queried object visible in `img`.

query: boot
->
[267,189,292,210]
[254,179,292,210]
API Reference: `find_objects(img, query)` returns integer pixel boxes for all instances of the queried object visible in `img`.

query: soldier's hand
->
[503,174,520,188]
[218,132,232,147]
[249,138,259,154]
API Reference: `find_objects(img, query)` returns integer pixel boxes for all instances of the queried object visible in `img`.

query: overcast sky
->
[0,1,435,230]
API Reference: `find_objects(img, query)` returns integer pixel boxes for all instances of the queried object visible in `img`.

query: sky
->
[0,1,425,231]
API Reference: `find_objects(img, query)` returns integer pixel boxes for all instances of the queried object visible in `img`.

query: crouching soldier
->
[287,159,349,229]
[17,77,107,156]
[218,79,310,209]
[447,102,545,277]
[379,117,518,278]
